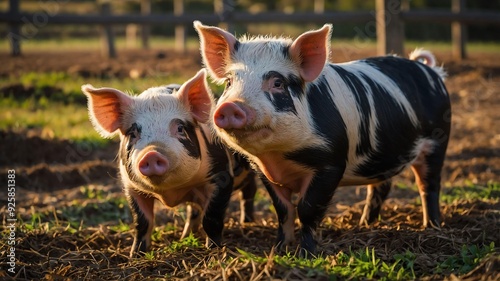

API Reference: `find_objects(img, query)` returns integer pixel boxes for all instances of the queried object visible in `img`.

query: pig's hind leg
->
[180,203,203,239]
[411,141,448,229]
[359,180,392,226]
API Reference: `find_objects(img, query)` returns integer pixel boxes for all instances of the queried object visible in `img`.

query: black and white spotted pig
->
[194,22,451,255]
[82,69,257,257]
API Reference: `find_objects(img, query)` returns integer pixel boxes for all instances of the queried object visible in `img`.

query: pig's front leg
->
[202,171,234,248]
[297,167,345,256]
[240,175,257,223]
[359,180,392,226]
[260,175,296,249]
[126,187,155,257]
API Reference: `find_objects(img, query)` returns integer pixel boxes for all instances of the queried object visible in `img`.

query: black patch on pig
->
[120,123,141,176]
[262,71,297,114]
[326,57,450,181]
[298,76,349,166]
[363,57,446,112]
[363,57,450,138]
[163,84,181,94]
[329,65,373,157]
[200,129,230,180]
[287,74,305,99]
[281,45,290,59]
[125,123,141,152]
[178,120,201,159]
[355,71,418,180]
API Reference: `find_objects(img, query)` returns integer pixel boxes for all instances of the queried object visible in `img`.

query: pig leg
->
[261,175,296,249]
[359,180,392,226]
[180,203,203,239]
[202,172,234,248]
[411,147,446,228]
[297,168,345,256]
[126,188,155,257]
[239,175,257,223]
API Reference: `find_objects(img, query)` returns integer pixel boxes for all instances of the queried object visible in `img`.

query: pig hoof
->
[243,215,254,223]
[425,219,442,230]
[298,247,317,259]
[205,237,222,249]
[299,236,317,258]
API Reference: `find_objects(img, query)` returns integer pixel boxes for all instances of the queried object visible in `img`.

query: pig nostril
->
[215,102,248,129]
[138,151,169,177]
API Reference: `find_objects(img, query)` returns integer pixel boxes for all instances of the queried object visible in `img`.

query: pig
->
[194,22,451,255]
[81,69,257,257]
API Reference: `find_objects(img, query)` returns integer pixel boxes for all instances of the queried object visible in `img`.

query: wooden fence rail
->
[2,0,499,59]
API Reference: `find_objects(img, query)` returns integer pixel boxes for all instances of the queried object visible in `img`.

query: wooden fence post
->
[126,24,138,48]
[215,0,234,33]
[100,1,116,58]
[141,0,151,49]
[314,0,324,14]
[452,0,467,60]
[174,0,186,53]
[376,0,404,56]
[8,0,21,56]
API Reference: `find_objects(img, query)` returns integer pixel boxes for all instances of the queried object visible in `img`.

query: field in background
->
[0,42,499,280]
[2,37,500,53]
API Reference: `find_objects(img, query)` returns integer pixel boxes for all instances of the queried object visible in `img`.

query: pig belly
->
[338,174,396,186]
[339,157,411,186]
[339,138,435,186]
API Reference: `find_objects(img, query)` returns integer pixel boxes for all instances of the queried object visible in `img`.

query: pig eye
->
[273,79,284,89]
[225,78,232,89]
[177,124,186,137]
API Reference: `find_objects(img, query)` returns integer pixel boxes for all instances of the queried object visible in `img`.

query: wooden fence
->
[2,0,499,59]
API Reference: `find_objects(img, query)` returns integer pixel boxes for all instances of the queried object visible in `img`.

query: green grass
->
[441,181,500,204]
[234,245,495,281]
[0,71,208,145]
[392,181,500,205]
[436,243,496,275]
[164,233,203,253]
[0,37,202,52]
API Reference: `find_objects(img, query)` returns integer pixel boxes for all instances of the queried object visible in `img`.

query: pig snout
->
[214,102,254,129]
[138,151,169,177]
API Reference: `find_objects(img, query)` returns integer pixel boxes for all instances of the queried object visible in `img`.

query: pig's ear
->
[81,84,133,138]
[289,24,332,82]
[176,69,214,123]
[194,21,238,81]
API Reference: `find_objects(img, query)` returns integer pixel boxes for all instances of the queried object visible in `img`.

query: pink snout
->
[138,151,169,177]
[214,102,254,130]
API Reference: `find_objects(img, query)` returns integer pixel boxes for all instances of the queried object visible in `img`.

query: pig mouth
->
[223,126,272,142]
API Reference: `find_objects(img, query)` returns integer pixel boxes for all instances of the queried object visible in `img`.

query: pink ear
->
[81,84,133,137]
[176,69,213,123]
[194,21,238,80]
[289,24,332,82]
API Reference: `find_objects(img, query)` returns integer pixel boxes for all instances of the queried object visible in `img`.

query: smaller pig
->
[82,69,257,257]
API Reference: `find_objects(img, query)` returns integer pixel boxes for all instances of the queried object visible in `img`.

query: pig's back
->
[304,56,450,183]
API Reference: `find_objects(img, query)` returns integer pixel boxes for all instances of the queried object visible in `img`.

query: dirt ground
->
[0,47,499,280]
